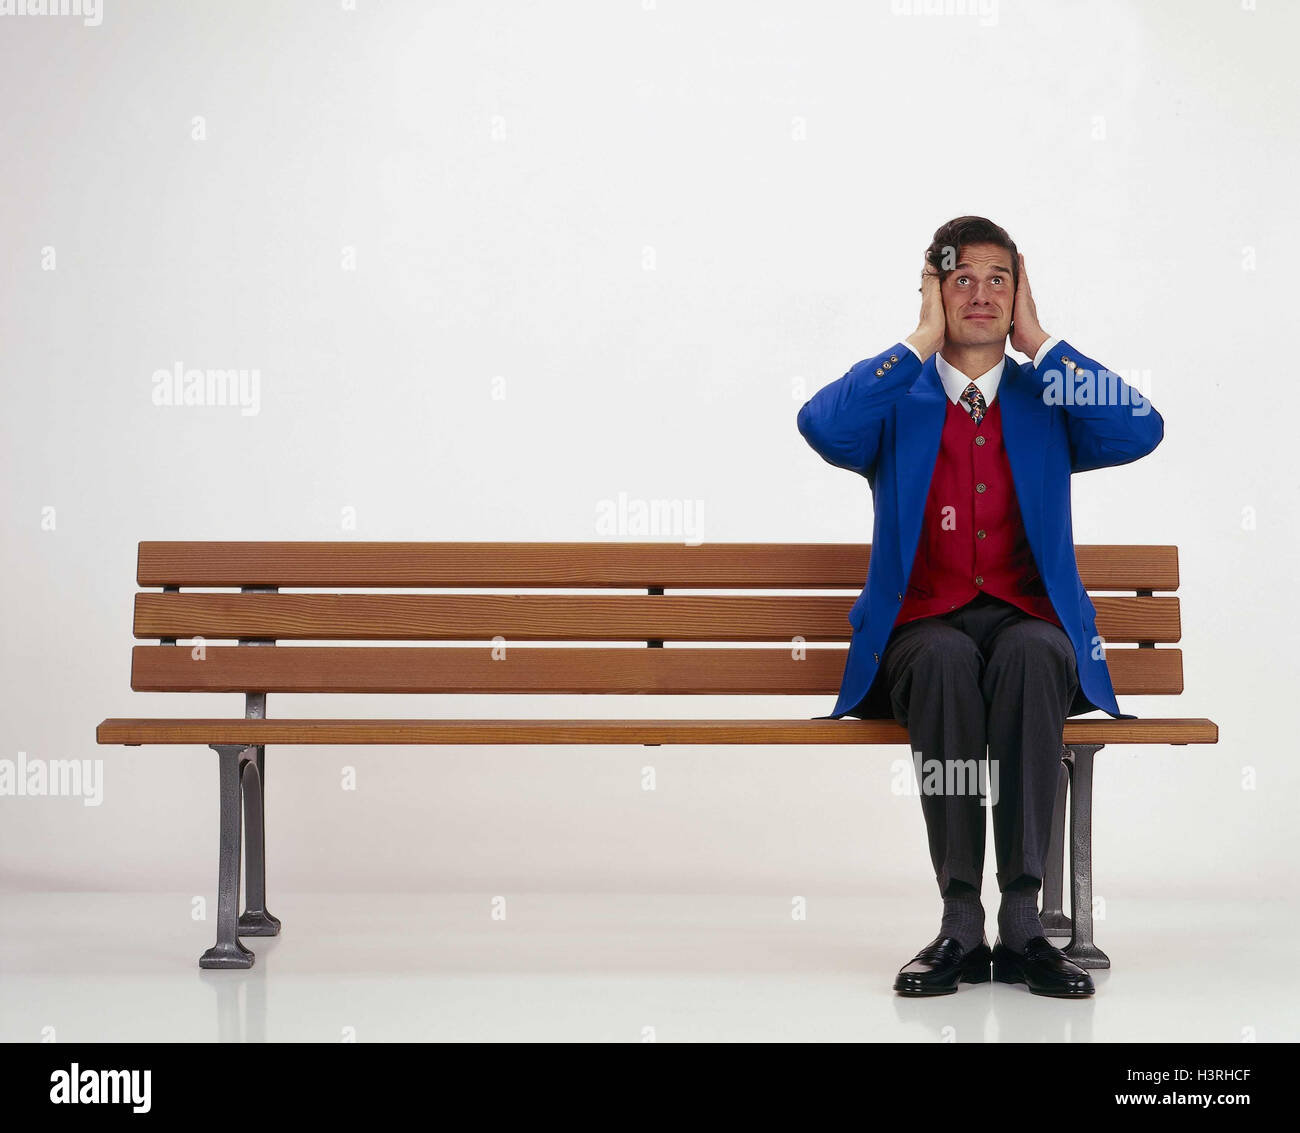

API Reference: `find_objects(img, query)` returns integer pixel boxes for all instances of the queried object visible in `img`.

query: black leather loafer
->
[893,935,992,996]
[992,936,1095,997]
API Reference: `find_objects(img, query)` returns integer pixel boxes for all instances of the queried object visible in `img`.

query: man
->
[796,216,1163,998]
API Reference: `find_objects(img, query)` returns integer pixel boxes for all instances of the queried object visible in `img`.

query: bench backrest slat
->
[132,592,1182,644]
[129,644,1185,696]
[137,541,1180,591]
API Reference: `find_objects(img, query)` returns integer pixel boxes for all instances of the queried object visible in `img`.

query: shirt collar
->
[934,351,1006,408]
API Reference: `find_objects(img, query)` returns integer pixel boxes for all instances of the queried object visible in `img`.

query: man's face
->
[940,242,1015,347]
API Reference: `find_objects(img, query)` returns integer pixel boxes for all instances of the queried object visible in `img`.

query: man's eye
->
[956,276,969,285]
[991,276,1004,284]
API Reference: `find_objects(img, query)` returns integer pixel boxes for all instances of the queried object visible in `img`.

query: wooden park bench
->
[96,541,1218,970]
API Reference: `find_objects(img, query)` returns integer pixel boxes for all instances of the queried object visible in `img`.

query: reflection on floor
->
[0,892,1291,1043]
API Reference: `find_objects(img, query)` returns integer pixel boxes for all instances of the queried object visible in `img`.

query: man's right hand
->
[904,258,945,361]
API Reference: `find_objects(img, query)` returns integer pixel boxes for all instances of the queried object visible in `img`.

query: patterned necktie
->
[960,382,987,425]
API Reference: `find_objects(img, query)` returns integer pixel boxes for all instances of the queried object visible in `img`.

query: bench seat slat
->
[129,644,1187,696]
[136,541,1181,591]
[132,592,1183,644]
[95,717,1220,746]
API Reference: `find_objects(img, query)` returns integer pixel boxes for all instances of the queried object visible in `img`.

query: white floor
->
[0,892,1293,1043]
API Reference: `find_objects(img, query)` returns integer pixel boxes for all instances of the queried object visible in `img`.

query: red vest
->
[894,395,1061,630]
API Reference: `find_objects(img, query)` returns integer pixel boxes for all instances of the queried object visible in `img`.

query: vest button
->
[977,529,987,539]
[873,652,880,663]
[897,592,903,601]
[975,435,986,446]
[975,575,984,585]
[975,483,987,493]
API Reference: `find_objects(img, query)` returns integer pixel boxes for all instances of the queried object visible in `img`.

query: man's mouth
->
[964,313,997,320]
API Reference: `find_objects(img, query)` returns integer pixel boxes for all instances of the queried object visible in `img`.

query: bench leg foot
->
[201,744,256,970]
[238,749,281,937]
[236,910,281,937]
[1062,743,1110,970]
[200,941,255,970]
[1039,751,1072,938]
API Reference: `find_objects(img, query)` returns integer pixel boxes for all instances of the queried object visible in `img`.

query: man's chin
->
[952,323,1008,345]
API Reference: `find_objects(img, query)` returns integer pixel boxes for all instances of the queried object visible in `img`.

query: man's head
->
[924,216,1019,349]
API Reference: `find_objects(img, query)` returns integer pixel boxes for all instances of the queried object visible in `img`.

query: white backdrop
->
[1,0,1295,915]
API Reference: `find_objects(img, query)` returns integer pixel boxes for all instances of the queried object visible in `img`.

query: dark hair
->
[924,216,1019,289]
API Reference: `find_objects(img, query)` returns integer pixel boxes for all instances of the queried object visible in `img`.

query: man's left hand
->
[1010,253,1050,359]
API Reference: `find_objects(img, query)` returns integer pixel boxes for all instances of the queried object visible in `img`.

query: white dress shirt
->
[902,337,1060,415]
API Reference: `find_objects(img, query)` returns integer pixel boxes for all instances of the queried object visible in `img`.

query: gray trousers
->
[879,591,1079,896]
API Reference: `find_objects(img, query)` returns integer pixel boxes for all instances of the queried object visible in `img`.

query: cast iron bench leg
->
[1062,742,1111,969]
[237,746,281,937]
[199,744,256,969]
[1039,751,1072,938]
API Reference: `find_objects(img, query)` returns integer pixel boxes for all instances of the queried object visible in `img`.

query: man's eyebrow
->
[954,261,1013,274]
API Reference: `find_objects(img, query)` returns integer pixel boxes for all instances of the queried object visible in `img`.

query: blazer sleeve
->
[796,342,922,479]
[1032,339,1165,473]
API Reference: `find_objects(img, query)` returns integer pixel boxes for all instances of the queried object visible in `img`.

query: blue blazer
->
[797,339,1164,721]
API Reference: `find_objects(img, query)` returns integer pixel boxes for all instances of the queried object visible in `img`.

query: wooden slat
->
[129,645,1186,696]
[132,592,1182,644]
[95,716,1220,746]
[1092,596,1180,643]
[134,593,860,642]
[136,541,1181,591]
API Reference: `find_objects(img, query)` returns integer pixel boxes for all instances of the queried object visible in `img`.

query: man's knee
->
[905,634,982,681]
[991,620,1074,674]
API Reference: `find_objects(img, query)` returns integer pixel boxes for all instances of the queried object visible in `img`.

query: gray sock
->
[997,881,1045,952]
[939,881,985,951]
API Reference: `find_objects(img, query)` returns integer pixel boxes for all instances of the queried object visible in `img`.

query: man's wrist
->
[1021,329,1050,360]
[1030,334,1059,369]
[905,330,942,361]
